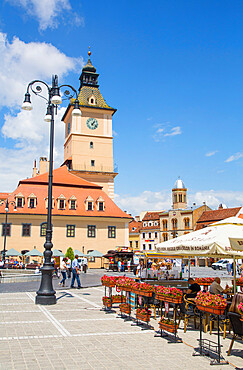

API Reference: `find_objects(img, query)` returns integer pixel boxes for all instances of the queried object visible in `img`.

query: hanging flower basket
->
[102,297,112,307]
[195,277,214,286]
[136,308,151,322]
[136,290,153,298]
[195,291,227,316]
[155,294,182,304]
[101,275,117,287]
[232,278,243,286]
[119,303,131,315]
[155,286,183,304]
[111,295,126,304]
[196,304,226,315]
[159,318,178,333]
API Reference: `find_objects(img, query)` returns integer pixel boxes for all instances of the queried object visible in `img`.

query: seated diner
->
[209,277,229,295]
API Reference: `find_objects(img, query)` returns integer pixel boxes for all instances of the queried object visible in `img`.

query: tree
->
[65,247,75,261]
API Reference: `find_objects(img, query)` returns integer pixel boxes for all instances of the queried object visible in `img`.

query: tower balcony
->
[71,163,118,174]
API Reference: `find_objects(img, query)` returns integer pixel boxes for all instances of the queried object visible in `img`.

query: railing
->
[72,163,118,173]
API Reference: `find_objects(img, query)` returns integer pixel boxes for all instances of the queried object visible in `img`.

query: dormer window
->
[57,195,66,210]
[143,222,147,227]
[28,194,37,208]
[88,95,96,105]
[154,221,158,226]
[69,196,77,210]
[85,196,94,211]
[96,196,105,211]
[16,193,24,208]
[148,222,153,227]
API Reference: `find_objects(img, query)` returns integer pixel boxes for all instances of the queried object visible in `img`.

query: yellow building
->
[0,51,132,266]
[129,219,142,251]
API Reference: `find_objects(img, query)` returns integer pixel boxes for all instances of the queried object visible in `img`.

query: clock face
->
[86,118,98,130]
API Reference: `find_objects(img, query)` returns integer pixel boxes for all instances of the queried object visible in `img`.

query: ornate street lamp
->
[0,199,17,265]
[22,75,81,305]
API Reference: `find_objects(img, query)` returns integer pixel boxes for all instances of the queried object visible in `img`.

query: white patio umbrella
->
[155,216,243,292]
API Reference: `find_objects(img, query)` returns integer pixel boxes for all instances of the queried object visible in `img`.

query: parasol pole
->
[233,255,236,294]
[188,258,191,279]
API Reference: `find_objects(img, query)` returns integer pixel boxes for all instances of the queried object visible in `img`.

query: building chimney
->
[32,160,38,177]
[39,157,48,175]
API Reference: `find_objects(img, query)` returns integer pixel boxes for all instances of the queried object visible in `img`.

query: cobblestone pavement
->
[0,286,242,369]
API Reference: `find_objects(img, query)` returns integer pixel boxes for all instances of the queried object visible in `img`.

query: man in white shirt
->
[71,255,81,289]
[209,277,228,295]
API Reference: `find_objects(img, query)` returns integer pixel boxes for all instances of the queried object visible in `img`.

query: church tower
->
[62,49,117,199]
[172,177,187,210]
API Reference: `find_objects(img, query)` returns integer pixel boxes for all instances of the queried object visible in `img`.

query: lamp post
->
[0,199,17,265]
[22,75,81,305]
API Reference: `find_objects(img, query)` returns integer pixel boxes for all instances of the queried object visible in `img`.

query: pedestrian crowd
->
[58,255,88,288]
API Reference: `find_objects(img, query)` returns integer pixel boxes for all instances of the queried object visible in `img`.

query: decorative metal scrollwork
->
[29,80,49,102]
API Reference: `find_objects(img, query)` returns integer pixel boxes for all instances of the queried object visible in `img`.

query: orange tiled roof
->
[142,211,161,221]
[0,166,132,219]
[195,207,241,230]
[129,220,142,233]
[20,166,101,189]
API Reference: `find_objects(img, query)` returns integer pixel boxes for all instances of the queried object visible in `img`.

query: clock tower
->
[62,50,117,199]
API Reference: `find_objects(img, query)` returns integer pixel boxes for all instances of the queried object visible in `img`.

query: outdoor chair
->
[227,312,243,356]
[183,295,200,333]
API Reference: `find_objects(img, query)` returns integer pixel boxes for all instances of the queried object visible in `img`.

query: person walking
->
[127,259,131,272]
[66,257,71,279]
[71,254,82,289]
[83,256,88,273]
[59,257,67,287]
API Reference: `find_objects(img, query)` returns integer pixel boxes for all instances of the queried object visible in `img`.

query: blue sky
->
[1,0,243,215]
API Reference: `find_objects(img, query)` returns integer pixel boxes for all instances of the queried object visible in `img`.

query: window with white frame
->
[57,195,66,210]
[142,232,145,239]
[69,196,77,210]
[16,193,24,208]
[28,194,37,208]
[143,222,147,227]
[96,196,105,211]
[85,196,94,211]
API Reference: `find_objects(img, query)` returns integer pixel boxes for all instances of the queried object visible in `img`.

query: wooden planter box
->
[112,296,126,304]
[103,301,112,308]
[196,304,226,315]
[120,305,131,315]
[155,294,182,304]
[159,322,178,333]
[119,286,131,292]
[133,290,153,297]
[102,283,116,288]
[136,312,151,322]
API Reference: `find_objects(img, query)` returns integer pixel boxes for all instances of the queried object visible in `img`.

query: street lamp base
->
[35,264,56,305]
[36,294,56,305]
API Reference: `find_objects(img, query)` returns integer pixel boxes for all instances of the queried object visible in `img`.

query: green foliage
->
[65,247,75,261]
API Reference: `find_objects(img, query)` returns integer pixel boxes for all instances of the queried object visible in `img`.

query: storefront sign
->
[164,302,169,313]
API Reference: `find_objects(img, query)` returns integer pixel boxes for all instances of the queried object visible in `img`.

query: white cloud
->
[206,150,218,157]
[115,189,243,217]
[225,152,243,163]
[164,126,182,137]
[7,0,84,30]
[0,32,84,191]
[153,123,182,142]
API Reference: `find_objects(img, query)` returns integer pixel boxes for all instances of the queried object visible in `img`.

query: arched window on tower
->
[174,194,177,203]
[184,194,187,202]
[172,218,177,230]
[184,218,190,229]
[162,220,168,231]
[163,233,168,241]
[90,142,93,149]
[179,194,183,202]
